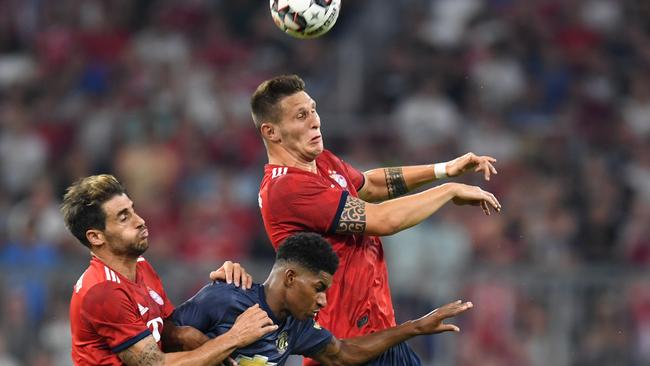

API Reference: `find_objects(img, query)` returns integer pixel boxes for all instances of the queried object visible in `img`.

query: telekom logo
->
[146,317,164,342]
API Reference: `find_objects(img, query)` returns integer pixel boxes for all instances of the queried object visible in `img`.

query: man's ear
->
[261,122,280,143]
[86,229,105,249]
[284,268,297,288]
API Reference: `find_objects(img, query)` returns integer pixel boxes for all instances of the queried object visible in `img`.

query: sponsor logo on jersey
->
[276,331,289,354]
[235,354,278,366]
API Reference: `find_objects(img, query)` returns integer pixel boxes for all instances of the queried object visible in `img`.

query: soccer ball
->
[270,0,341,39]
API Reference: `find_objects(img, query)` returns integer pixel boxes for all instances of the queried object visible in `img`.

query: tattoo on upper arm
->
[336,196,366,234]
[384,167,408,199]
[118,336,164,366]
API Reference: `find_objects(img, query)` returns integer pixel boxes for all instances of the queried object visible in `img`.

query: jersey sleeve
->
[173,283,231,333]
[269,175,349,239]
[81,282,151,353]
[337,156,365,191]
[293,319,333,357]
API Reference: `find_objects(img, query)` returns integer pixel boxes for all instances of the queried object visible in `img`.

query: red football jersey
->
[259,150,397,343]
[70,256,174,365]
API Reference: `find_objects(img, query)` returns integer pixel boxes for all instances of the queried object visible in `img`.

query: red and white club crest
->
[148,288,164,305]
[329,170,348,188]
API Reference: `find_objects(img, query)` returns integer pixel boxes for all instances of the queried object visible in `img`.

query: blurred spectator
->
[0,0,646,364]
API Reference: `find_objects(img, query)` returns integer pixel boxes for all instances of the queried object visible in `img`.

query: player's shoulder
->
[193,282,257,307]
[264,166,317,194]
[73,260,124,296]
[77,274,130,312]
[135,256,159,276]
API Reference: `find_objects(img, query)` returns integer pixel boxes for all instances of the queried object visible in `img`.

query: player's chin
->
[296,312,316,321]
[307,144,323,158]
[133,240,149,255]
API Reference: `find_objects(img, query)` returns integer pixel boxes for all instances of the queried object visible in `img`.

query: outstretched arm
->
[358,152,497,202]
[335,182,501,236]
[311,300,473,366]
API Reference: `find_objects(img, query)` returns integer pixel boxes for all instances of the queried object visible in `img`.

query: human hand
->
[444,152,497,181]
[412,300,473,334]
[451,183,501,215]
[209,261,253,289]
[230,304,278,347]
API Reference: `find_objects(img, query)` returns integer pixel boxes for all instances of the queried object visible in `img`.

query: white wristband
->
[434,163,448,179]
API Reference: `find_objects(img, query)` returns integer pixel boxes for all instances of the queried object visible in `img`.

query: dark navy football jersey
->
[173,282,333,365]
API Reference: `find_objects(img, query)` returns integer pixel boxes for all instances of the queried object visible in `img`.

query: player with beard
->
[63,174,277,365]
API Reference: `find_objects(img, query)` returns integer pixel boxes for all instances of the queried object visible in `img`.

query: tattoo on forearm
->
[118,337,164,366]
[384,167,408,199]
[336,196,367,234]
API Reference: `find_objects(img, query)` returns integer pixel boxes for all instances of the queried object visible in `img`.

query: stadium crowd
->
[0,0,648,365]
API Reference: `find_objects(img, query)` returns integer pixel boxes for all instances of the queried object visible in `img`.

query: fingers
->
[244,273,253,290]
[210,261,253,288]
[440,323,461,333]
[481,200,490,215]
[233,262,241,287]
[209,270,220,282]
[440,300,473,317]
[472,157,498,181]
[223,261,233,284]
[232,304,279,346]
[209,261,232,283]
[481,189,501,213]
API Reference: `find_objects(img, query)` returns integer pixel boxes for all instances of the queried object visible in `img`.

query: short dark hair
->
[250,74,305,130]
[60,174,126,248]
[276,232,339,275]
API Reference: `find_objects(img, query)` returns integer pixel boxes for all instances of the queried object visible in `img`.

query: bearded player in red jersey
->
[252,75,501,365]
[62,174,278,366]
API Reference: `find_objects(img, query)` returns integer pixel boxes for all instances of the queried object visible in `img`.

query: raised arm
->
[311,300,473,366]
[118,304,277,366]
[358,152,497,202]
[335,182,501,236]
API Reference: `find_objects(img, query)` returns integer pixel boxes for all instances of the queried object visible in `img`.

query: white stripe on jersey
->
[271,167,288,178]
[104,267,121,284]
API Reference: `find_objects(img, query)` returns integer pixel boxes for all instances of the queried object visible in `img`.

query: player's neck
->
[267,147,317,173]
[262,276,289,322]
[91,250,138,282]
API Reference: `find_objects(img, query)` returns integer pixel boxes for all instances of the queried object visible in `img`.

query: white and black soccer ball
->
[270,0,341,39]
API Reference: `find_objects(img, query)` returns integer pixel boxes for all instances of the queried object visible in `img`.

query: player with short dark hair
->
[174,232,472,365]
[252,74,500,365]
[63,174,278,366]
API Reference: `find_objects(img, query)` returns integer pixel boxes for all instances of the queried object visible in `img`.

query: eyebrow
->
[115,203,134,218]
